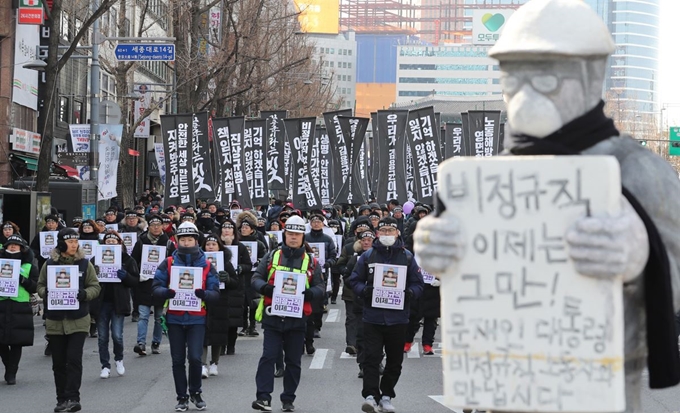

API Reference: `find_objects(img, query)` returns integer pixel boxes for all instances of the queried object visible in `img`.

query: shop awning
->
[11,154,39,171]
[53,163,80,178]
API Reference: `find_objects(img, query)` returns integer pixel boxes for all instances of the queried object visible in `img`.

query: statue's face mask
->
[500,58,603,138]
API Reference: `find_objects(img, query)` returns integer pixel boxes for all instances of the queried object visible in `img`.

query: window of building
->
[348,63,352,69]
[330,61,334,68]
[330,48,335,54]
[59,97,70,124]
[348,50,352,56]
[348,75,352,82]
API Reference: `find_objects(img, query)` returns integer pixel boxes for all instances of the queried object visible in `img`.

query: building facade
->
[308,31,357,111]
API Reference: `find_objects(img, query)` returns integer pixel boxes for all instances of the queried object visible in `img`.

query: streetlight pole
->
[90,0,101,196]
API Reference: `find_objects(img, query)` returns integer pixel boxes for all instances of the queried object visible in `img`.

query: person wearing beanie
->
[236,211,268,337]
[0,235,39,385]
[130,215,170,357]
[403,206,429,253]
[104,208,120,225]
[120,211,146,235]
[78,220,101,337]
[93,230,140,380]
[250,215,325,413]
[196,211,216,235]
[30,214,64,270]
[348,217,423,413]
[152,222,220,412]
[0,221,21,249]
[37,228,101,413]
[71,217,83,229]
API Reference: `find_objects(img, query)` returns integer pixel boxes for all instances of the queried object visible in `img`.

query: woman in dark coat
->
[218,219,253,338]
[201,235,240,377]
[79,220,101,337]
[0,235,39,385]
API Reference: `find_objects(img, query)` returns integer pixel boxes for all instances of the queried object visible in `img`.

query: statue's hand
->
[414,212,465,274]
[566,197,649,282]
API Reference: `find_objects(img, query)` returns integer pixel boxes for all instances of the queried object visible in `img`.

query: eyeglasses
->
[378,227,397,234]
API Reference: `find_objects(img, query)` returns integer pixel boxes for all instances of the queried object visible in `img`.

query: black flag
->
[375,110,409,204]
[227,117,253,209]
[317,127,334,205]
[466,110,503,157]
[191,112,215,201]
[444,122,465,160]
[285,118,322,210]
[245,119,268,206]
[323,109,353,200]
[369,112,379,197]
[212,117,234,203]
[405,106,441,205]
[161,114,195,207]
[335,117,369,204]
[261,111,287,191]
[461,112,470,156]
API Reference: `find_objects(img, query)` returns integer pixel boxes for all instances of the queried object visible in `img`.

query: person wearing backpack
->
[250,215,325,413]
[348,217,424,413]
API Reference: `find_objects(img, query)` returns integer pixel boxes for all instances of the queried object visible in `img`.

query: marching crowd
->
[0,196,440,413]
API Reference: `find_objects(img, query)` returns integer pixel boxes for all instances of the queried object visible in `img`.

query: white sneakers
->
[201,365,209,379]
[115,360,125,376]
[208,363,218,376]
[100,367,110,379]
[379,396,396,413]
[361,396,379,413]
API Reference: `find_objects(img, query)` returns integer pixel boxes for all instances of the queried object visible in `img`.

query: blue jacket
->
[349,237,424,326]
[152,247,220,325]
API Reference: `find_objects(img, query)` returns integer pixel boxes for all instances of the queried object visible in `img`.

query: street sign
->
[19,0,44,25]
[114,44,175,61]
[669,127,680,156]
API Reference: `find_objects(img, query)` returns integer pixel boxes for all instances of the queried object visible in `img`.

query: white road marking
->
[340,352,356,359]
[428,396,461,412]
[325,309,340,323]
[309,348,328,369]
[407,342,420,358]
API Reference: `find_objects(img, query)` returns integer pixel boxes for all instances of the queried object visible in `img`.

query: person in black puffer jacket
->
[236,211,267,337]
[200,235,240,377]
[92,230,139,379]
[0,235,39,385]
[79,220,101,337]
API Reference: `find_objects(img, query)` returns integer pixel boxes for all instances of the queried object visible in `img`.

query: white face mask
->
[379,235,396,247]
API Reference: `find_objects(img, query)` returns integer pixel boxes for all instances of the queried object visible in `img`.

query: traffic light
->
[639,140,647,146]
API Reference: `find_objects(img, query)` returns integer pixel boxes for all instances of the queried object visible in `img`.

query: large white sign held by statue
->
[437,156,625,412]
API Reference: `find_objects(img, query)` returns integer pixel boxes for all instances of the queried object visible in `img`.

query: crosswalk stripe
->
[407,342,420,358]
[325,309,340,323]
[309,348,328,369]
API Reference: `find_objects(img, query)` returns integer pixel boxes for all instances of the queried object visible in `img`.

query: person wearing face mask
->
[0,221,20,249]
[152,222,220,412]
[196,211,216,235]
[348,217,423,413]
[0,235,38,385]
[257,216,277,251]
[37,228,100,413]
[414,0,680,411]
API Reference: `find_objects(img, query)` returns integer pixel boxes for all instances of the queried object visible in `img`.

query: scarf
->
[510,101,680,389]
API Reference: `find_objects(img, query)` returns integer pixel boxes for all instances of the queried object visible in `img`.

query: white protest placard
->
[421,268,435,284]
[120,233,137,255]
[169,266,202,312]
[308,242,326,267]
[225,245,239,269]
[371,263,407,310]
[267,231,283,245]
[270,271,305,318]
[78,240,97,260]
[95,244,122,283]
[0,259,21,298]
[204,251,224,272]
[241,241,258,264]
[47,265,80,310]
[436,156,624,412]
[140,245,166,281]
[334,235,343,258]
[39,231,58,258]
[105,223,118,231]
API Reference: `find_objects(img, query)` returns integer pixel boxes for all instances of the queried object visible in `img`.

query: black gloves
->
[194,289,206,299]
[323,261,332,270]
[404,289,414,301]
[116,269,127,280]
[362,286,374,305]
[77,289,87,301]
[217,271,229,283]
[302,289,314,302]
[236,265,242,275]
[260,284,274,298]
[19,276,31,288]
[167,289,176,299]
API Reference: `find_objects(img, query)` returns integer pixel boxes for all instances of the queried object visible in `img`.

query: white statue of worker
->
[414,0,680,412]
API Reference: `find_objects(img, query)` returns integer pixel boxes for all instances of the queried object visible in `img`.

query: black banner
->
[227,117,253,209]
[261,110,287,191]
[406,106,441,205]
[245,119,268,206]
[336,117,369,204]
[323,109,353,200]
[212,117,234,202]
[405,145,414,202]
[211,118,224,205]
[376,110,409,204]
[357,130,369,202]
[317,127,333,205]
[499,122,505,154]
[466,110,503,157]
[161,114,195,207]
[310,126,322,204]
[444,122,464,159]
[191,112,215,201]
[369,112,379,197]
[285,118,322,210]
[461,112,470,156]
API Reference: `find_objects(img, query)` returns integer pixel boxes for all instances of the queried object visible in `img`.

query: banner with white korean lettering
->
[405,106,441,205]
[323,109,353,200]
[212,117,234,203]
[210,119,223,205]
[465,110,503,157]
[370,112,379,197]
[245,119,268,206]
[375,110,409,204]
[357,127,370,202]
[192,112,215,201]
[438,156,625,412]
[285,117,322,211]
[98,124,123,201]
[444,122,464,160]
[261,111,287,191]
[336,116,369,204]
[461,112,470,156]
[227,117,253,209]
[310,126,322,204]
[316,127,334,206]
[161,114,195,207]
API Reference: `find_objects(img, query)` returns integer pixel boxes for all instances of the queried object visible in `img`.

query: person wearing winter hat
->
[78,220,101,337]
[152,222,220,412]
[391,207,404,233]
[30,214,64,271]
[251,215,325,413]
[196,211,216,235]
[367,212,381,231]
[37,228,100,413]
[104,208,119,225]
[348,217,423,413]
[237,211,268,337]
[94,231,140,380]
[120,211,145,235]
[71,217,83,228]
[0,235,38,385]
[0,221,20,249]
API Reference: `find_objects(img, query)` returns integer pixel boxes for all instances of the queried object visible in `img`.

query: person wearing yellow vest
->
[152,222,220,412]
[251,215,325,413]
[0,235,38,385]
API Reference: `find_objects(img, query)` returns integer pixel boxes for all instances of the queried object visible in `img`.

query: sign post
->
[669,127,680,156]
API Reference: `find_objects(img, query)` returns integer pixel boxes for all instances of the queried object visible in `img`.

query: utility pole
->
[90,0,101,203]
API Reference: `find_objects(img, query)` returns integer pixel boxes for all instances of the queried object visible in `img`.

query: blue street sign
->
[114,44,175,61]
